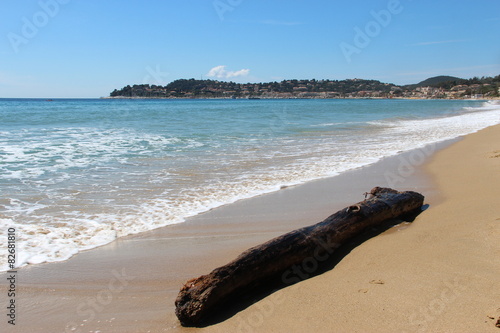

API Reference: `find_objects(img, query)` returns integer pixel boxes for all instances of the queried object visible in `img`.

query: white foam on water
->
[1,101,499,271]
[0,127,193,183]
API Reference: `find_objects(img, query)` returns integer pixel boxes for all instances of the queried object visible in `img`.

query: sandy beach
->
[1,124,499,333]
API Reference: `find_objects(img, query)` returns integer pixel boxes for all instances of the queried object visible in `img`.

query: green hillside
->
[406,76,465,89]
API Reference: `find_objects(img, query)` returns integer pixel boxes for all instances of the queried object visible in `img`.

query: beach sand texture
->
[0,125,498,333]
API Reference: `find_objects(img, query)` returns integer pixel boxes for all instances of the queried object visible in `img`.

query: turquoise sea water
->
[1,98,499,270]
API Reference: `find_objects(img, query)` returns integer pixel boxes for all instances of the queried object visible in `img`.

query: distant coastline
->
[102,96,500,101]
[107,75,500,100]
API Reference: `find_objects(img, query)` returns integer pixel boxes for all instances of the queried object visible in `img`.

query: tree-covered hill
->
[109,78,397,98]
[109,75,500,99]
[406,75,465,89]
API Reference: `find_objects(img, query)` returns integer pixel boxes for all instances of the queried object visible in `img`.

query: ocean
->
[1,98,499,271]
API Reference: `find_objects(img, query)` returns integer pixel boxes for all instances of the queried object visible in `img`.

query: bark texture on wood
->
[175,187,424,326]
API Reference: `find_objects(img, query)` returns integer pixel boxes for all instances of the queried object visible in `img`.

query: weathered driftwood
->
[175,187,424,326]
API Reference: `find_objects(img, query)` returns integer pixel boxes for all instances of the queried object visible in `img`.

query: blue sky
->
[1,0,499,98]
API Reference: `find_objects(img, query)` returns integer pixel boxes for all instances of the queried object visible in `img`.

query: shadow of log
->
[175,188,426,327]
[190,206,425,327]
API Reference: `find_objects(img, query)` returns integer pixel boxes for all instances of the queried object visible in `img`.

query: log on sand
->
[175,187,425,326]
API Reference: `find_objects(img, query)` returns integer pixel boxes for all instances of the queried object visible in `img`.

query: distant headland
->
[107,75,500,100]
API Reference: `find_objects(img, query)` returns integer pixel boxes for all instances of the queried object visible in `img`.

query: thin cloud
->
[207,65,250,79]
[260,19,302,26]
[395,64,500,77]
[426,25,452,30]
[409,39,469,46]
[0,72,35,86]
[228,19,303,26]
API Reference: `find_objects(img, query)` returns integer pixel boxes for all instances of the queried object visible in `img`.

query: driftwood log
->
[175,187,424,326]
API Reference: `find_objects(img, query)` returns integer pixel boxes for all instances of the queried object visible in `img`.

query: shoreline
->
[1,125,499,332]
[2,98,498,274]
[102,96,500,100]
[202,125,500,333]
[0,137,448,273]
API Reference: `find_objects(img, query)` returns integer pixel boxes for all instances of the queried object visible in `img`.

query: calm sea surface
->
[1,98,499,270]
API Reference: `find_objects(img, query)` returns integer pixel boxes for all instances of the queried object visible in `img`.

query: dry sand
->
[1,125,498,333]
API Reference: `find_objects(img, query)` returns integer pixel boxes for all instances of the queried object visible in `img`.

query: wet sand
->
[1,125,499,332]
